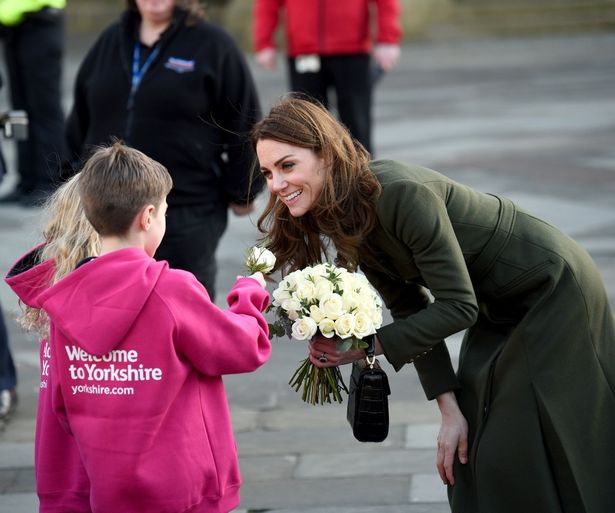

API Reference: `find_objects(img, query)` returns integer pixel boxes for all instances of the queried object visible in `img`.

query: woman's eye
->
[261,170,272,179]
[282,161,294,170]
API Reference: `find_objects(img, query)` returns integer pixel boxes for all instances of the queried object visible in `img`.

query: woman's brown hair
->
[251,97,381,274]
[126,0,205,24]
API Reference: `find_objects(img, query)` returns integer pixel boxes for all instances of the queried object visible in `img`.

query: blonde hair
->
[19,174,101,335]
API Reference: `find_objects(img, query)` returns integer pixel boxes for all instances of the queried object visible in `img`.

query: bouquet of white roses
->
[268,262,383,405]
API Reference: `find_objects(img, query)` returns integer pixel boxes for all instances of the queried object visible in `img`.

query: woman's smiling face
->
[257,139,326,217]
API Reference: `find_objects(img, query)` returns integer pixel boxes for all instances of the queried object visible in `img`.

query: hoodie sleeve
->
[165,274,271,376]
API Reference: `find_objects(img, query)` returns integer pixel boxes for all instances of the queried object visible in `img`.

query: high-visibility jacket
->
[0,0,66,26]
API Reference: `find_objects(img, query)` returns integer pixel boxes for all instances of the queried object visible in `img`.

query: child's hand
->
[241,272,266,288]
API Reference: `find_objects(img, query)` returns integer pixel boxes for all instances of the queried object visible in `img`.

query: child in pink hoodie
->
[6,174,99,513]
[23,143,271,513]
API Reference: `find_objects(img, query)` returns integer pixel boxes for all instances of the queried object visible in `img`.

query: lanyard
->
[127,41,160,110]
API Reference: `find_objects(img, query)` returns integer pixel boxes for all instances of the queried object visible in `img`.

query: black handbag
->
[346,336,391,442]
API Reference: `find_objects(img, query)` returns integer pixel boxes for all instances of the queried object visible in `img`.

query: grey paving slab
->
[238,476,413,511]
[0,493,38,513]
[0,443,34,469]
[294,449,436,478]
[265,507,450,513]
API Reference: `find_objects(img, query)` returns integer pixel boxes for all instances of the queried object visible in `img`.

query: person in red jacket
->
[253,0,402,155]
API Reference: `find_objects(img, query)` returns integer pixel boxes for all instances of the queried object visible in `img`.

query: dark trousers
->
[288,53,372,154]
[0,304,16,391]
[154,204,228,301]
[2,7,66,194]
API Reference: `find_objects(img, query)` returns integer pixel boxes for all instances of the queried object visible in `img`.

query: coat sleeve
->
[362,262,460,400]
[210,37,264,205]
[374,0,403,44]
[168,274,271,376]
[372,180,478,378]
[63,45,98,180]
[253,0,283,52]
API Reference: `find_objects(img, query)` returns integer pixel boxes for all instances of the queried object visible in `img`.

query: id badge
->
[295,54,321,74]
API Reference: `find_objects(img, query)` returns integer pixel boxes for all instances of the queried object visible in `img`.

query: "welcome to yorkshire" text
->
[65,345,163,382]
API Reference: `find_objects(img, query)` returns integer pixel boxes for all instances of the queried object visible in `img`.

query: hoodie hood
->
[5,244,55,307]
[38,248,166,356]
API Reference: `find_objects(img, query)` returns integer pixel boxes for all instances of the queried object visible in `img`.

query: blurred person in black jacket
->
[0,0,66,206]
[64,0,263,299]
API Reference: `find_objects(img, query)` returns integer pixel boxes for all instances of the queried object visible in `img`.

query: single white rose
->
[342,290,362,312]
[369,308,383,328]
[309,305,325,324]
[295,280,316,302]
[245,246,276,274]
[319,292,345,320]
[272,286,292,307]
[314,279,334,300]
[318,318,337,338]
[353,311,375,338]
[291,317,318,340]
[334,313,356,339]
[281,297,302,315]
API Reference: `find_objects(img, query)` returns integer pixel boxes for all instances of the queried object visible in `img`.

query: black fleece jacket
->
[65,8,262,207]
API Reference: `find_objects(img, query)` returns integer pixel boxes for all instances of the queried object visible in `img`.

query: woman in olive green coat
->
[251,97,615,513]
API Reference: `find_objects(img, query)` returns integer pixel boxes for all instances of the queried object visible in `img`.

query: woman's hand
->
[308,334,364,367]
[435,391,468,486]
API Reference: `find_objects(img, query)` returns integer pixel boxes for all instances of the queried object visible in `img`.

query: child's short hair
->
[79,142,173,236]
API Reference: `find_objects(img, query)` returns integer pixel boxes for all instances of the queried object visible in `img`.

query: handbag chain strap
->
[365,335,376,368]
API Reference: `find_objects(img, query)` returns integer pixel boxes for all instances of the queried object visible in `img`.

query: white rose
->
[334,313,356,339]
[318,318,337,338]
[291,317,318,340]
[319,292,345,320]
[245,246,276,274]
[295,280,316,302]
[353,311,375,338]
[272,286,292,307]
[314,279,334,300]
[342,290,362,312]
[281,298,302,317]
[369,308,383,328]
[309,305,325,324]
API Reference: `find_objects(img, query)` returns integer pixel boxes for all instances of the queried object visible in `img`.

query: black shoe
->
[0,189,25,204]
[0,388,17,420]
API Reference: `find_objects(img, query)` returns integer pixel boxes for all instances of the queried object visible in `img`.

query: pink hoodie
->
[5,246,92,513]
[35,247,271,513]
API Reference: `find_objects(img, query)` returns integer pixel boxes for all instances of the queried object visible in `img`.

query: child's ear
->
[139,205,156,231]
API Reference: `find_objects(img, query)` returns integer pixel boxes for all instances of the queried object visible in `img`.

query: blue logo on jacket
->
[164,57,195,74]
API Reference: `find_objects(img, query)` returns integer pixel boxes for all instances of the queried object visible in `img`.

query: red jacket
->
[254,0,402,57]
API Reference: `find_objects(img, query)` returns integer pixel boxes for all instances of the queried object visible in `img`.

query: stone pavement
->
[1,30,615,512]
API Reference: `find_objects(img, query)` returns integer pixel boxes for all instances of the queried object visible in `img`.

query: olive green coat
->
[362,160,615,513]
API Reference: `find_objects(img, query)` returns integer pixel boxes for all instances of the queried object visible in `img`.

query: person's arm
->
[372,0,402,72]
[436,391,468,485]
[373,179,478,368]
[362,264,460,400]
[210,36,264,211]
[63,46,97,180]
[253,0,282,69]
[169,273,271,376]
